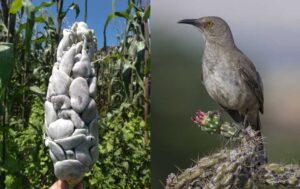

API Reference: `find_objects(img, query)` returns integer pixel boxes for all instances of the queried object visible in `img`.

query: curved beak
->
[178,19,198,26]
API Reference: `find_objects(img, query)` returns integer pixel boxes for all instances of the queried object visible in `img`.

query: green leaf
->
[34,1,55,12]
[60,3,80,21]
[0,103,3,115]
[9,0,23,14]
[34,35,47,44]
[143,6,151,21]
[106,142,113,152]
[103,2,135,48]
[60,3,80,19]
[0,43,14,90]
[35,15,46,23]
[0,21,8,33]
[29,86,44,95]
[103,13,115,48]
[24,11,35,56]
[22,0,35,14]
[68,3,80,19]
[136,41,145,52]
[90,178,98,185]
[16,23,26,34]
[115,11,130,19]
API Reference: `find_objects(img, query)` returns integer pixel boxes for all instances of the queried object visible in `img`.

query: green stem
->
[56,0,64,43]
[0,88,7,188]
[84,0,88,22]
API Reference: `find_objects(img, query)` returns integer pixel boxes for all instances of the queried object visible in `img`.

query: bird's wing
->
[237,54,264,113]
[200,64,204,84]
[220,105,244,123]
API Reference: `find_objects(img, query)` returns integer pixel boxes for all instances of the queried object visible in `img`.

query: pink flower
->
[191,111,207,125]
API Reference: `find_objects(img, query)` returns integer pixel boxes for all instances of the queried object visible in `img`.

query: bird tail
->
[248,111,261,132]
[254,113,261,133]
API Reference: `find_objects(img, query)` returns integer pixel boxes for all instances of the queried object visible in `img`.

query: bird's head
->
[178,16,234,46]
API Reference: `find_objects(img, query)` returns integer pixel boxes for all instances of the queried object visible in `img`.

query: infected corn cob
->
[44,22,98,186]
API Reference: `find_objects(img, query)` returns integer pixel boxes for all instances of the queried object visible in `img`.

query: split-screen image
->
[1,0,300,189]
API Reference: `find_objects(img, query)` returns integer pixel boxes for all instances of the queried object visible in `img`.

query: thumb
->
[49,180,68,189]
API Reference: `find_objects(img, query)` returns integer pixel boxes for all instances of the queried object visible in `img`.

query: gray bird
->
[178,16,264,132]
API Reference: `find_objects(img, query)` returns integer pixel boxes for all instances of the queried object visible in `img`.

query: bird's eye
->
[204,21,214,29]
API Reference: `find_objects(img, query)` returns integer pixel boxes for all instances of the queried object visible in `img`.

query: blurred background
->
[152,0,300,188]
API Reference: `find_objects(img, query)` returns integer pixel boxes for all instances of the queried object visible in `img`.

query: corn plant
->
[0,0,80,188]
[86,0,151,188]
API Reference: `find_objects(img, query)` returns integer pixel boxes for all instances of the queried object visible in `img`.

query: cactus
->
[166,110,300,189]
[192,110,242,139]
[44,22,98,186]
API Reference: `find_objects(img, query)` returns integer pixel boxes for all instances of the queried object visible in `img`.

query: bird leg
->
[219,107,225,114]
[243,114,249,129]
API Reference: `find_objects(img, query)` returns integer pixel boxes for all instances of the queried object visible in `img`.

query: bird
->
[178,16,264,132]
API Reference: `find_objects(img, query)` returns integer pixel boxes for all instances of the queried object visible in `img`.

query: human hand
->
[49,180,83,189]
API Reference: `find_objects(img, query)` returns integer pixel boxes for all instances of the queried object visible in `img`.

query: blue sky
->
[34,0,128,48]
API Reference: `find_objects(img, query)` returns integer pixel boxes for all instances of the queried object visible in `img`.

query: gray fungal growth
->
[44,22,98,186]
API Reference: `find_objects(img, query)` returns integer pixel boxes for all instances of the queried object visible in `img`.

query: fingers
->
[49,180,83,189]
[49,180,68,189]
